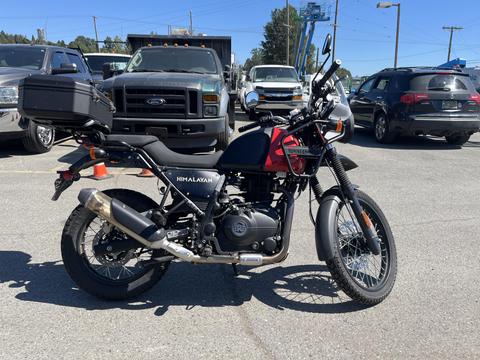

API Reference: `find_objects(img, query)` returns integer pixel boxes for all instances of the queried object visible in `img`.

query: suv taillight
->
[468,93,480,104]
[400,93,429,105]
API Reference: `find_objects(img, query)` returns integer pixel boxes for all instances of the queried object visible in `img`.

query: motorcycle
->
[25,34,397,304]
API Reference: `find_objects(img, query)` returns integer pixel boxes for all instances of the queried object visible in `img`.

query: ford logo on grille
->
[145,97,166,106]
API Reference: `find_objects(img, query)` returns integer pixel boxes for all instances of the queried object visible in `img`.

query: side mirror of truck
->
[102,63,114,80]
[52,63,78,75]
[223,65,231,79]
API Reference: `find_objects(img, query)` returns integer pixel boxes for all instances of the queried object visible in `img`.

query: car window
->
[51,51,66,69]
[374,77,390,91]
[66,53,86,73]
[359,78,375,93]
[410,74,474,92]
[0,46,46,69]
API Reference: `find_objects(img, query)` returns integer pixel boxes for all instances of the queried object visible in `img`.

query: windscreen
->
[253,67,299,82]
[410,73,475,92]
[85,55,130,72]
[126,48,218,74]
[0,46,46,70]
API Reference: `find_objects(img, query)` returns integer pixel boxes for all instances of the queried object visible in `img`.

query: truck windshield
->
[0,46,46,70]
[126,48,218,74]
[253,67,298,82]
[85,55,130,73]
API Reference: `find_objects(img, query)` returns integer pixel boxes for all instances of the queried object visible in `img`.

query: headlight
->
[0,86,19,105]
[293,87,303,96]
[204,105,218,117]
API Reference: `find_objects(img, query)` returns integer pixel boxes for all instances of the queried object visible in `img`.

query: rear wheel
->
[326,190,397,305]
[22,121,55,153]
[61,189,170,300]
[374,113,396,144]
[445,133,470,145]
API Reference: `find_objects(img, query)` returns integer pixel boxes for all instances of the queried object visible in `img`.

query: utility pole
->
[92,16,100,52]
[442,26,463,61]
[332,0,339,64]
[286,0,290,66]
[315,47,319,69]
[376,2,400,68]
[189,10,193,35]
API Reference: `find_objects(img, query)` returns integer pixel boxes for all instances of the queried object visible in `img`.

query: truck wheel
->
[22,121,55,154]
[216,115,229,151]
[445,134,470,146]
[228,102,236,131]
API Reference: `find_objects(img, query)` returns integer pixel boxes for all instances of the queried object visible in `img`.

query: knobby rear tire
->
[61,189,170,300]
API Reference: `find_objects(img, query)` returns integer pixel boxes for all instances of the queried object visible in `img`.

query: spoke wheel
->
[61,189,171,300]
[325,190,397,305]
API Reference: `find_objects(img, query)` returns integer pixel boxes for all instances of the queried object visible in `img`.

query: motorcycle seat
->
[105,134,223,168]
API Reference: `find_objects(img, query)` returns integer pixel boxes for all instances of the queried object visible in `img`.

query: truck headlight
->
[0,86,19,105]
[204,105,218,117]
[293,87,303,96]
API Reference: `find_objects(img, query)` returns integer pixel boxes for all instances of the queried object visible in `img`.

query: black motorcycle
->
[19,35,396,305]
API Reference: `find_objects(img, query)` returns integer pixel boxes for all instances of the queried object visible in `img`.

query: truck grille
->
[262,88,294,101]
[114,88,200,118]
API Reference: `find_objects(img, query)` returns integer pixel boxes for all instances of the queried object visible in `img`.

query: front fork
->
[322,145,381,255]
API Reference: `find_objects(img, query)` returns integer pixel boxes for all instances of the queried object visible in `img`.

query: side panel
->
[164,169,221,206]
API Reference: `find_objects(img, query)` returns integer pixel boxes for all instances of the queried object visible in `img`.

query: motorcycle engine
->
[216,205,281,253]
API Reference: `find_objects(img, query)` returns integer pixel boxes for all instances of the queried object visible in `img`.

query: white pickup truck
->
[240,65,303,119]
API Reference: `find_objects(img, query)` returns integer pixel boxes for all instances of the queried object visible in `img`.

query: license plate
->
[442,100,457,110]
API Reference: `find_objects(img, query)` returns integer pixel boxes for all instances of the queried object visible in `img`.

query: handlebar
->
[238,121,260,133]
[314,59,341,94]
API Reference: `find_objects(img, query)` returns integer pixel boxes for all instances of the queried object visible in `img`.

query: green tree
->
[243,48,264,73]
[336,67,352,80]
[102,36,114,52]
[68,36,98,53]
[260,4,316,74]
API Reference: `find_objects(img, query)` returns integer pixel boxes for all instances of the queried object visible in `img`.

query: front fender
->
[315,189,343,261]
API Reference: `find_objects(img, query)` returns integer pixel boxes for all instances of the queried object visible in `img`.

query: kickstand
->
[232,263,239,276]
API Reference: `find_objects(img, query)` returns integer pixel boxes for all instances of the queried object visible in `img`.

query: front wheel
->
[324,190,397,305]
[61,189,171,300]
[22,121,55,153]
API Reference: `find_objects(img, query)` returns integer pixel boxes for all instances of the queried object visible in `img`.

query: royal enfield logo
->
[176,176,213,183]
[145,97,167,106]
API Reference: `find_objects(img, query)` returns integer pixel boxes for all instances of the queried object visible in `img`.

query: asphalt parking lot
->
[0,112,479,359]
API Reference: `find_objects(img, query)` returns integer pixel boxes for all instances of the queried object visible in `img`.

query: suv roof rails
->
[379,66,462,73]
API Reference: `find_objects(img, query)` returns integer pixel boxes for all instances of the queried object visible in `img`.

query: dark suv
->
[349,67,480,145]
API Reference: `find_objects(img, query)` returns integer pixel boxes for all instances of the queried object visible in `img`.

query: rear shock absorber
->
[326,146,381,255]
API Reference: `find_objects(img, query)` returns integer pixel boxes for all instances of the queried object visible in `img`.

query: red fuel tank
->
[264,128,306,173]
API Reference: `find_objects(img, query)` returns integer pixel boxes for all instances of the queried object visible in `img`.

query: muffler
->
[78,188,293,267]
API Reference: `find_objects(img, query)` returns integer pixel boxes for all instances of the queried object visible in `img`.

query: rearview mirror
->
[102,62,116,80]
[322,34,332,55]
[245,91,259,109]
[52,63,78,75]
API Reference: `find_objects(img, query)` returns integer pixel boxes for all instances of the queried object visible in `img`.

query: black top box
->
[18,75,115,133]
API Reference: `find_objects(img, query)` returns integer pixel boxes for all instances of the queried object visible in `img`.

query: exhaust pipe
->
[78,188,293,266]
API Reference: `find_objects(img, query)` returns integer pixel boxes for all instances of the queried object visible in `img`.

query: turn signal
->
[335,120,343,132]
[292,95,302,101]
[203,94,219,103]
